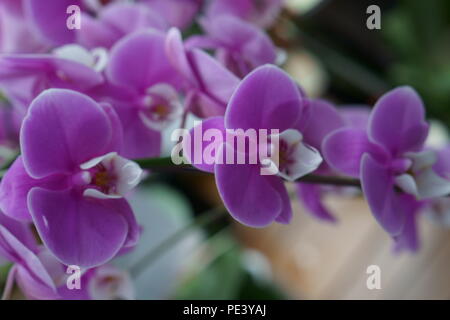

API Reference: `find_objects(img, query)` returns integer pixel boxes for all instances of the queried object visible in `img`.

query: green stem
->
[135,157,361,188]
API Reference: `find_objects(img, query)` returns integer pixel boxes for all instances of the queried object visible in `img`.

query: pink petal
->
[21,89,118,178]
[361,154,406,236]
[28,188,132,268]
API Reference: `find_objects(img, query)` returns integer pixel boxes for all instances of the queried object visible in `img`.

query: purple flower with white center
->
[206,0,284,29]
[0,89,141,267]
[141,0,202,29]
[77,2,168,50]
[165,28,240,118]
[186,15,277,77]
[183,65,323,227]
[323,87,450,239]
[103,30,183,158]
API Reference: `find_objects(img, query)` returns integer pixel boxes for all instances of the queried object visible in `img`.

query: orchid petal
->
[296,183,336,222]
[215,145,282,227]
[225,65,302,131]
[21,89,118,178]
[28,188,133,268]
[0,157,67,221]
[107,30,181,92]
[323,128,384,178]
[368,86,429,156]
[182,116,226,173]
[300,99,345,150]
[361,154,406,236]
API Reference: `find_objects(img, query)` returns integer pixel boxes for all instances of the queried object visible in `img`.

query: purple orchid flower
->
[77,2,168,50]
[186,15,277,77]
[323,87,450,242]
[141,0,202,29]
[102,30,184,158]
[182,65,323,227]
[206,0,284,29]
[0,89,141,268]
[165,28,240,118]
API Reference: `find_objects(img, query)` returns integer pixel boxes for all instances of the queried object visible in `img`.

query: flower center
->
[78,152,143,199]
[394,150,450,200]
[138,84,182,131]
[263,129,322,181]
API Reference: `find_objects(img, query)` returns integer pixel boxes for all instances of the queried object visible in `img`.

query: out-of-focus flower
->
[0,216,134,300]
[77,3,168,50]
[206,0,284,29]
[187,15,277,77]
[284,0,325,15]
[165,28,240,118]
[23,0,86,46]
[323,87,450,250]
[425,146,450,227]
[184,65,323,227]
[59,264,135,300]
[0,48,104,111]
[0,0,47,53]
[425,120,450,149]
[0,224,59,300]
[0,89,141,267]
[103,30,183,158]
[283,50,328,98]
[141,0,202,30]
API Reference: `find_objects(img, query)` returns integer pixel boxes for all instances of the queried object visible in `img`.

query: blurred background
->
[1,0,450,299]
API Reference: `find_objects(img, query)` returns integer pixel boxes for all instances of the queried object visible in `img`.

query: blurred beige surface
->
[234,194,450,300]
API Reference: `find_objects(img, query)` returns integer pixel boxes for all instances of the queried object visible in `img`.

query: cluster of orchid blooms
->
[0,0,449,300]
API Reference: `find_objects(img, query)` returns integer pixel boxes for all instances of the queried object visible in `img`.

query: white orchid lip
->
[80,152,143,199]
[53,44,108,72]
[263,129,323,181]
[394,150,450,200]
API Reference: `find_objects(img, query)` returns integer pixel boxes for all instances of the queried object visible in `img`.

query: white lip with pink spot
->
[394,150,450,200]
[79,152,143,199]
[262,129,323,181]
